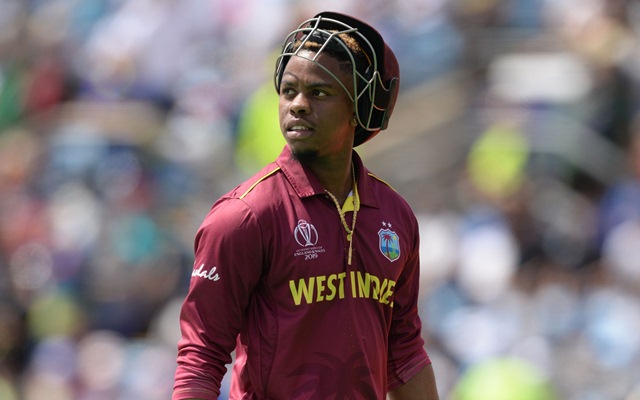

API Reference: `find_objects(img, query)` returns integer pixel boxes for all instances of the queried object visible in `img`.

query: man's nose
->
[290,93,310,114]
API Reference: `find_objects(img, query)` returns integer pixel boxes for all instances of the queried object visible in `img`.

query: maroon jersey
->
[173,147,430,400]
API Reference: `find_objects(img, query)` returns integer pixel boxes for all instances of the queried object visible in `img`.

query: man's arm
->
[173,199,263,400]
[388,364,439,400]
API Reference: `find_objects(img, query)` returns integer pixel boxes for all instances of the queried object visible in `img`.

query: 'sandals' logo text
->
[192,264,220,281]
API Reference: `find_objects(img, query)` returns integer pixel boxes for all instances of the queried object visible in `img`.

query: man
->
[173,11,439,400]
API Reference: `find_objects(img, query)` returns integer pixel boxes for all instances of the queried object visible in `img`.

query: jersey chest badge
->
[378,224,400,262]
[293,219,326,261]
[294,219,318,246]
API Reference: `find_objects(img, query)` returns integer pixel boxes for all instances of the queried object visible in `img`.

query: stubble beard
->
[290,148,319,165]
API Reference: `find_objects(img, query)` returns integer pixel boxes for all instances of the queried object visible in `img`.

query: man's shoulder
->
[365,170,407,203]
[365,170,397,192]
[211,164,287,216]
[364,169,416,217]
[200,165,284,230]
[229,164,285,201]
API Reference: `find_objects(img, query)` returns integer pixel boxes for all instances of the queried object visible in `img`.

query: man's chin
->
[290,148,319,164]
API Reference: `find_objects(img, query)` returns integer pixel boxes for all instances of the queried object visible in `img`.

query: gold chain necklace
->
[325,164,359,265]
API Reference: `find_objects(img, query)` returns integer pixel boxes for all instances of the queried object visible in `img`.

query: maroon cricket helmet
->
[274,11,400,146]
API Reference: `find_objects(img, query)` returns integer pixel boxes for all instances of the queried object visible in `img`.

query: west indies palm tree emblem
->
[378,222,400,262]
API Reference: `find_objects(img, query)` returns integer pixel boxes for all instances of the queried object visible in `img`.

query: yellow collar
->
[342,190,360,213]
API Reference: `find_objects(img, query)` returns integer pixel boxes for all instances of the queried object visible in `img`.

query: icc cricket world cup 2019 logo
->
[294,220,318,247]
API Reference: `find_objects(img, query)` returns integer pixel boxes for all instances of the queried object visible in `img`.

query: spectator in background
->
[234,50,286,175]
[597,114,640,289]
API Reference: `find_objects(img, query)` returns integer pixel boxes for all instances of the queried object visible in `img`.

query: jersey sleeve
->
[173,198,264,400]
[386,213,431,391]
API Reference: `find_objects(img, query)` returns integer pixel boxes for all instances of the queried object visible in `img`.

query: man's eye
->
[313,90,327,97]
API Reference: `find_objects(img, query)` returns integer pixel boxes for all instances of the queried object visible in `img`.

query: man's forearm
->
[388,364,439,400]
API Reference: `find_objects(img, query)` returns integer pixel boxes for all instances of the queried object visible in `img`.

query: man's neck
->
[319,164,354,206]
[296,152,354,205]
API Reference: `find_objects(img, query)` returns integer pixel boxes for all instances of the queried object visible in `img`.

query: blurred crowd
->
[1,0,639,399]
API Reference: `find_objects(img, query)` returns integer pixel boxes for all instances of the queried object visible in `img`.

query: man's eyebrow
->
[305,81,335,89]
[281,75,336,90]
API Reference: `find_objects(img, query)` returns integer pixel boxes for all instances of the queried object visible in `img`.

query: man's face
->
[278,50,356,162]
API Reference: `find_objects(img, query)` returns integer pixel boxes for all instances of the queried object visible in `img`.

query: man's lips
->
[286,122,314,139]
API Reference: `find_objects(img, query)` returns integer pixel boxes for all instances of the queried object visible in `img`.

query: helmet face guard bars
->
[274,12,400,146]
